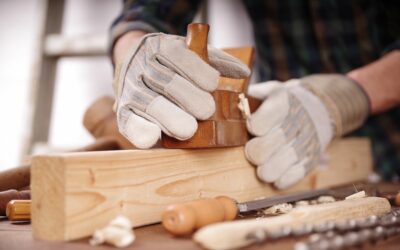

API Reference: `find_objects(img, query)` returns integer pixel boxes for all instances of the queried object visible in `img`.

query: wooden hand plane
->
[161,23,261,148]
[83,23,261,150]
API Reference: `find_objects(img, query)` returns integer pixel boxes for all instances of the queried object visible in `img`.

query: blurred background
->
[0,0,254,171]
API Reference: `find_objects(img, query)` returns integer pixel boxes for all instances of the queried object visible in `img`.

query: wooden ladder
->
[23,0,108,156]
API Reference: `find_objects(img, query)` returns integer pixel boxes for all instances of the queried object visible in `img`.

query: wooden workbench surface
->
[1,182,400,250]
[1,216,400,250]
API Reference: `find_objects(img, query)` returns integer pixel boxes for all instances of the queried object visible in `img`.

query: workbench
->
[1,182,400,250]
[1,219,400,250]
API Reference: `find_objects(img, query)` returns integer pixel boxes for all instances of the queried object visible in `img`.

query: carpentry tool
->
[294,208,400,250]
[162,188,334,236]
[193,197,391,250]
[161,23,261,148]
[6,200,30,221]
[0,189,30,215]
[382,192,400,207]
[82,24,260,150]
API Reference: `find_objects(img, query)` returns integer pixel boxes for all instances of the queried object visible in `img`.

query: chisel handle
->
[6,199,31,221]
[162,196,238,236]
[0,189,30,216]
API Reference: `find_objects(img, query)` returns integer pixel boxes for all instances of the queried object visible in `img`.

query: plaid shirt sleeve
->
[109,0,201,53]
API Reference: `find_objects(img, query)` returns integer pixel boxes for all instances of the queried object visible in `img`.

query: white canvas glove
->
[113,33,250,148]
[245,75,369,189]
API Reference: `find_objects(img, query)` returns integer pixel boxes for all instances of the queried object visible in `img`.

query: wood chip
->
[345,190,366,200]
[317,196,336,204]
[89,215,135,248]
[295,200,310,207]
[263,203,293,215]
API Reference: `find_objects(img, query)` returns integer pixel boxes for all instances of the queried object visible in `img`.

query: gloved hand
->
[113,33,250,148]
[245,75,370,189]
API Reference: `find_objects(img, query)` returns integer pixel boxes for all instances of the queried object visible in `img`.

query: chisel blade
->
[237,189,331,213]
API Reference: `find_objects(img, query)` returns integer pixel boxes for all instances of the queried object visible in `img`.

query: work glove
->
[113,33,250,148]
[245,75,370,189]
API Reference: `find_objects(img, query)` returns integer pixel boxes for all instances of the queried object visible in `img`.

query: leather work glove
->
[245,75,370,189]
[113,33,250,148]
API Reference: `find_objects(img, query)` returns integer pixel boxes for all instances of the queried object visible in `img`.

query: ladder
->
[23,0,108,156]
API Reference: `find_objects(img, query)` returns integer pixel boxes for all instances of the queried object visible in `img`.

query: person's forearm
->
[347,51,400,114]
[113,30,147,66]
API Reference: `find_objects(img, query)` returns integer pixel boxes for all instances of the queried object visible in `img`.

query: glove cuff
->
[301,74,370,136]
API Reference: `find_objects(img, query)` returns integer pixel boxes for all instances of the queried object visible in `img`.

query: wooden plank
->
[31,138,372,241]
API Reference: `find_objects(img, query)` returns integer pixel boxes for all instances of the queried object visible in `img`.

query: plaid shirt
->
[111,0,400,180]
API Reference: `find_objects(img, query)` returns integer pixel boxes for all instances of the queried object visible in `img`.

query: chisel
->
[162,188,332,236]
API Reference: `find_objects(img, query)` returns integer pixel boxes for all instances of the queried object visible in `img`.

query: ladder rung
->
[44,34,108,57]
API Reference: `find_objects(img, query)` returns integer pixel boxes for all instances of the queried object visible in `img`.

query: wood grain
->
[31,138,372,241]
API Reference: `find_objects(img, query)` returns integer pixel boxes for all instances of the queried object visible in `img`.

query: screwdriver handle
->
[162,196,238,236]
[6,199,31,221]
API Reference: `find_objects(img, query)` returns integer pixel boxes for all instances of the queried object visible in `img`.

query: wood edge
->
[31,155,66,241]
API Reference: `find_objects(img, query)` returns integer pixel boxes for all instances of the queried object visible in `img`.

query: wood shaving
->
[295,200,310,207]
[263,203,293,215]
[317,196,336,204]
[345,190,366,200]
[89,215,135,248]
[238,93,251,118]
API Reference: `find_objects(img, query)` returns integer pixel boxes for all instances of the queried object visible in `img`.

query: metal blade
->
[237,189,331,213]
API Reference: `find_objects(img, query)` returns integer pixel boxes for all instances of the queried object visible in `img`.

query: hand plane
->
[161,23,261,148]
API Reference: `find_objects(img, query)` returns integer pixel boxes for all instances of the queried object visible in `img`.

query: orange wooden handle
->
[0,189,30,215]
[186,23,210,63]
[6,199,31,221]
[162,196,238,236]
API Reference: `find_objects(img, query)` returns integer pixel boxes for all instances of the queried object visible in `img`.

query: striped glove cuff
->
[301,74,370,137]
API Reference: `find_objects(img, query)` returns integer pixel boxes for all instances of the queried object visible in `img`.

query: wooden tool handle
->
[162,23,260,148]
[186,23,209,62]
[0,189,30,215]
[194,197,391,250]
[162,196,238,236]
[6,199,31,221]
